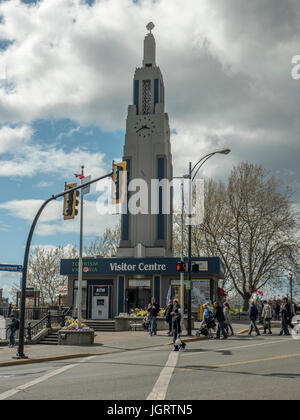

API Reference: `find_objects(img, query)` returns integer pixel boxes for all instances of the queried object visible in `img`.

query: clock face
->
[134,117,156,138]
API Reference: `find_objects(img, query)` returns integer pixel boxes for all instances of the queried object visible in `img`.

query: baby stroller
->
[196,315,216,338]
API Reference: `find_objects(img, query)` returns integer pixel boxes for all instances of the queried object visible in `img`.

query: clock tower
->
[117,23,173,258]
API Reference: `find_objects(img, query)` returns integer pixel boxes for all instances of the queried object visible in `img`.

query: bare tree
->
[85,225,121,257]
[25,245,78,305]
[174,162,299,309]
[203,162,299,309]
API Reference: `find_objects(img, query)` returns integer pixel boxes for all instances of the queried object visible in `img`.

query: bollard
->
[60,313,65,328]
[46,311,51,329]
[26,322,32,341]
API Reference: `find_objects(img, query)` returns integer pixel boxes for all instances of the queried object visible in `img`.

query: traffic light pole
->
[77,166,84,330]
[187,162,192,336]
[180,180,185,331]
[15,171,113,359]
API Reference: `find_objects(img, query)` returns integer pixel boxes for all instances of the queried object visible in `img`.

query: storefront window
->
[191,280,210,313]
[127,279,151,311]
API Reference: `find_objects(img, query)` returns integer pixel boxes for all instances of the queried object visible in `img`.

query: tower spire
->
[143,22,156,67]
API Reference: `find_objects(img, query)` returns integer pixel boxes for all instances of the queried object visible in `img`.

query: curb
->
[0,353,98,368]
[237,323,282,335]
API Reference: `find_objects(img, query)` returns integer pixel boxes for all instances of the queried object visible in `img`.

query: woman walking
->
[223,302,234,336]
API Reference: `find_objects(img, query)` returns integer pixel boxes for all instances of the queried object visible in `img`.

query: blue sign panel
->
[0,264,23,273]
[60,257,224,277]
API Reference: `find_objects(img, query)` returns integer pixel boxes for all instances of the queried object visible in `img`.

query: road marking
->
[0,355,96,400]
[186,338,295,358]
[147,350,179,400]
[181,353,300,371]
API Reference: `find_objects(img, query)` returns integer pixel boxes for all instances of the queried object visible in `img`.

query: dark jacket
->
[172,311,182,335]
[281,303,291,318]
[164,304,173,321]
[214,305,225,322]
[249,304,258,320]
[8,318,18,331]
[148,302,160,317]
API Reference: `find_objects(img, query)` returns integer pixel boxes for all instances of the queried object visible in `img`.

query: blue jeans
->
[150,317,157,334]
[9,329,16,346]
[216,321,228,339]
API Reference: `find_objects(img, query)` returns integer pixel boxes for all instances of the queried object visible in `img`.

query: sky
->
[0,0,300,296]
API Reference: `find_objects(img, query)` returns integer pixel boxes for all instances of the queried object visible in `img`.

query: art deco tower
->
[117,23,173,258]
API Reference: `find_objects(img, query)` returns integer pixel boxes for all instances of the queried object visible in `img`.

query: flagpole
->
[77,166,84,330]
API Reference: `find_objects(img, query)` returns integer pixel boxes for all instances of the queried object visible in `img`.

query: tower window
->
[142,80,151,115]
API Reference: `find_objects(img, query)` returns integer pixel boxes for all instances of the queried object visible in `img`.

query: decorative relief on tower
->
[142,80,152,115]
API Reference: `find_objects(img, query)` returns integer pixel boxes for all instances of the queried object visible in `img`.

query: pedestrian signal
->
[176,262,186,273]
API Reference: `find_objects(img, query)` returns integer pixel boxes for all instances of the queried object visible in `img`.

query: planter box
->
[58,329,95,346]
[115,316,194,332]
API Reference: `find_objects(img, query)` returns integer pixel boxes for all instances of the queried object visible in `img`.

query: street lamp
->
[186,148,231,336]
[288,271,294,315]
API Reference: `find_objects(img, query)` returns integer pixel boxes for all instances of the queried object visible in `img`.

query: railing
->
[27,306,72,341]
[2,306,72,343]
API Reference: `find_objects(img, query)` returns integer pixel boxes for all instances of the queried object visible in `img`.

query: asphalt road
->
[0,331,299,401]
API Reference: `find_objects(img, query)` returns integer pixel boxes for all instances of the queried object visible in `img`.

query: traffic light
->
[176,262,186,273]
[192,263,199,273]
[63,183,79,220]
[112,161,127,204]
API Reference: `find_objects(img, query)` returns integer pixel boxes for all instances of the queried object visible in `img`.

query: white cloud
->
[0,0,299,198]
[0,124,33,154]
[0,198,119,237]
[0,124,108,178]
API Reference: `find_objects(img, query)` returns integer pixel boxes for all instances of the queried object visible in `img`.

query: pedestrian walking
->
[202,302,211,321]
[171,307,186,352]
[262,300,273,334]
[279,298,291,336]
[274,301,281,321]
[223,302,234,336]
[164,299,173,336]
[258,301,264,325]
[147,297,160,336]
[213,302,228,340]
[8,314,19,348]
[248,301,261,336]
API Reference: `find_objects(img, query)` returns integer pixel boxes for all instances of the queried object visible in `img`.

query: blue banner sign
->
[60,257,224,277]
[0,264,23,273]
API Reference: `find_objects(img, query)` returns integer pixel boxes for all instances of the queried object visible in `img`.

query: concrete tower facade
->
[117,24,173,258]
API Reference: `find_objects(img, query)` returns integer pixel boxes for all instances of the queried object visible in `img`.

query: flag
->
[166,285,171,306]
[74,173,85,180]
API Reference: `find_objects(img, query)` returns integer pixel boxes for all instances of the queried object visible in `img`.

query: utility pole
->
[187,162,192,336]
[77,166,84,329]
[180,179,185,330]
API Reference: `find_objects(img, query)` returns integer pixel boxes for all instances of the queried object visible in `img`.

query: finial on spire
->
[146,22,155,34]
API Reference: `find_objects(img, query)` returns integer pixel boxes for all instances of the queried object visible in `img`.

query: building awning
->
[218,287,227,297]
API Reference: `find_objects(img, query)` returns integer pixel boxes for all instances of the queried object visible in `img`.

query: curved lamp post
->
[186,148,231,336]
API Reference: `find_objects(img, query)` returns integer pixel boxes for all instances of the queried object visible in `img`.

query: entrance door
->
[91,286,110,320]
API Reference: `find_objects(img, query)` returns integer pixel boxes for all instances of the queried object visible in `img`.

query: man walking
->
[262,300,273,334]
[164,299,173,336]
[280,298,292,336]
[171,307,186,351]
[147,297,160,336]
[213,302,228,340]
[8,314,18,348]
[248,301,261,336]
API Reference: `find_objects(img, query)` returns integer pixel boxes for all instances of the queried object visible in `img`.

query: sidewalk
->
[0,321,282,367]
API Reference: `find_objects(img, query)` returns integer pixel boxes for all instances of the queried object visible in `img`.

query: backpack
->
[15,320,20,330]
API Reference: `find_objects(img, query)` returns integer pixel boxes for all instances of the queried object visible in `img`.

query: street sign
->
[82,175,91,195]
[0,264,23,273]
[185,280,191,290]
